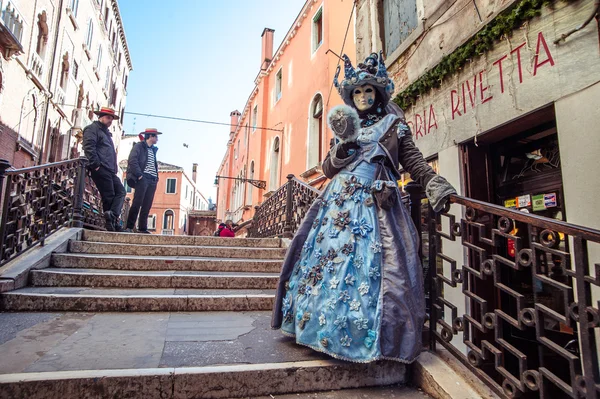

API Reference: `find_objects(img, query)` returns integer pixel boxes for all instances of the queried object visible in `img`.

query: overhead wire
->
[20,103,284,132]
[325,0,356,108]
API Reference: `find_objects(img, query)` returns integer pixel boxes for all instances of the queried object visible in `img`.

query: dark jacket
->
[82,121,118,173]
[126,141,158,188]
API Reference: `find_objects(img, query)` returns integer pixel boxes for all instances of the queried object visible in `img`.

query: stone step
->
[69,241,288,259]
[0,360,408,399]
[83,230,283,248]
[52,253,283,273]
[31,268,280,289]
[0,287,275,312]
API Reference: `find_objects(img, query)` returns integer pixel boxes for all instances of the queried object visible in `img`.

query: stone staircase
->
[1,230,283,312]
[0,230,411,399]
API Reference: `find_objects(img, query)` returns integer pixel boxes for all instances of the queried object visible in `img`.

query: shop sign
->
[544,193,558,208]
[518,195,531,208]
[532,194,546,211]
[504,199,517,209]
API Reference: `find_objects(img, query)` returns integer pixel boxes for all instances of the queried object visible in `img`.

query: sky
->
[118,0,307,202]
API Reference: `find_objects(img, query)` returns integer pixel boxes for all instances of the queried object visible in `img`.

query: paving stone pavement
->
[253,386,431,398]
[0,311,331,374]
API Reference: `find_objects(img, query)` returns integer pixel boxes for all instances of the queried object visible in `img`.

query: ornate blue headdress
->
[333,51,395,108]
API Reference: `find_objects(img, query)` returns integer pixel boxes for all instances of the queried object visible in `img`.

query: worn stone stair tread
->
[51,253,283,273]
[83,230,283,248]
[53,253,283,262]
[4,287,276,296]
[69,241,288,259]
[30,268,280,289]
[32,268,281,278]
[0,360,408,399]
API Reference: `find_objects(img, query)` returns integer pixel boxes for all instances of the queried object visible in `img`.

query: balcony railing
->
[0,157,108,266]
[428,194,599,399]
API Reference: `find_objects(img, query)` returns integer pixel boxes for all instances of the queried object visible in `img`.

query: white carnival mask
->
[352,84,376,112]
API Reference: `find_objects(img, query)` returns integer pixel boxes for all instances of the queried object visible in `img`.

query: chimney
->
[261,28,275,70]
[230,110,241,138]
[192,163,198,184]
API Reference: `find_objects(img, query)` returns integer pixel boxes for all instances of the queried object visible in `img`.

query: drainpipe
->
[37,0,63,165]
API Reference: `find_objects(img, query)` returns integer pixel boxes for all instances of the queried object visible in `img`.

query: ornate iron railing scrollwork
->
[248,174,321,238]
[428,194,600,399]
[0,157,109,266]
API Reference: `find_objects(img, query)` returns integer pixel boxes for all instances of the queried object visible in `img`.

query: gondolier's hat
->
[138,128,163,141]
[93,107,120,120]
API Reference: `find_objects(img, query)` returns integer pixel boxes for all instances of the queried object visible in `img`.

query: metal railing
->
[428,194,600,399]
[248,174,321,238]
[0,157,106,266]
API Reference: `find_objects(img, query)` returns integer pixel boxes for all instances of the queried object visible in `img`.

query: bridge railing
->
[0,157,106,266]
[428,194,600,398]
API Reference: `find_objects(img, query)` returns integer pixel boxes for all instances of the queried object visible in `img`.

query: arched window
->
[269,137,280,191]
[163,210,174,231]
[307,94,323,168]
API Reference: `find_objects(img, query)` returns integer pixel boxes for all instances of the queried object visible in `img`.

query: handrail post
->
[71,156,88,228]
[427,204,438,352]
[405,182,423,262]
[0,159,13,262]
[283,174,295,238]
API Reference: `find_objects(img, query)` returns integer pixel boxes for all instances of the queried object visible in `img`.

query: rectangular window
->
[312,7,323,53]
[275,68,283,102]
[383,0,418,55]
[96,47,102,70]
[69,0,79,16]
[166,178,176,194]
[185,185,188,199]
[252,105,258,131]
[148,215,156,230]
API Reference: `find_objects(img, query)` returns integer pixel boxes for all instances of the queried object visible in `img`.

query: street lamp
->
[214,175,266,190]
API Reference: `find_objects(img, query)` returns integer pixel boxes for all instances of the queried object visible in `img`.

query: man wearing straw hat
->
[124,128,161,234]
[82,107,125,232]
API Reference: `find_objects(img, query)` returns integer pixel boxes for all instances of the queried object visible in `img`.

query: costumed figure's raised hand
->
[327,105,361,159]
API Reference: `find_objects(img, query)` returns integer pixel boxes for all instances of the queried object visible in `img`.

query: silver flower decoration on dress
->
[319,313,327,326]
[354,318,368,330]
[338,290,350,303]
[370,241,382,253]
[329,276,340,289]
[334,315,348,328]
[358,282,370,296]
[340,334,353,347]
[349,300,361,311]
[344,274,356,286]
[353,255,365,269]
[368,266,381,280]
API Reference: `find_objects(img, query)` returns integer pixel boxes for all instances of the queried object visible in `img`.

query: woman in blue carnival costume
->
[271,52,456,363]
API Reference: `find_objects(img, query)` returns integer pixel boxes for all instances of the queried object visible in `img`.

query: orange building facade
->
[216,0,355,226]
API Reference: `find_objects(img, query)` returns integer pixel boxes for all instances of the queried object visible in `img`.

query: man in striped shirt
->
[124,128,161,233]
